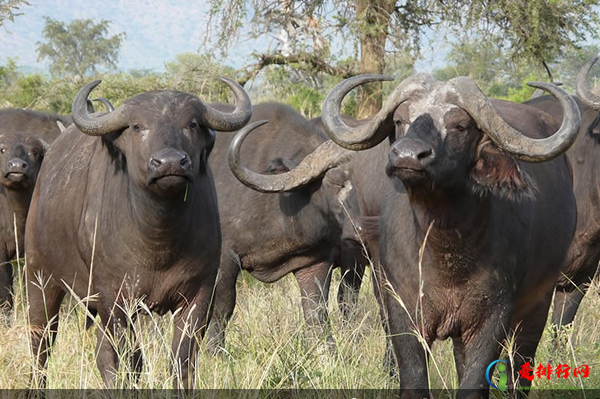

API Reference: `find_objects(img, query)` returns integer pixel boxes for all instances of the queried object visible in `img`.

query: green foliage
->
[0,53,247,114]
[8,74,44,108]
[164,53,237,103]
[36,17,126,79]
[433,38,548,99]
[448,0,600,68]
[495,73,541,102]
[552,44,600,88]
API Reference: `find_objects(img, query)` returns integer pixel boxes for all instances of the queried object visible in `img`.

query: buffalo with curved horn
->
[321,74,579,397]
[523,55,600,334]
[205,102,367,353]
[26,78,252,389]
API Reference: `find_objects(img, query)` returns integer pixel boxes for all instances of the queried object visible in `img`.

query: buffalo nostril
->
[150,157,161,168]
[180,156,189,167]
[417,149,433,161]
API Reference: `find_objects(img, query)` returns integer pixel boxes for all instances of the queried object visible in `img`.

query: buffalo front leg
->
[27,275,65,389]
[452,313,511,399]
[336,240,367,321]
[384,289,432,398]
[205,257,239,355]
[0,258,13,317]
[293,260,335,350]
[95,306,143,388]
[511,293,555,393]
[371,261,396,375]
[171,286,213,390]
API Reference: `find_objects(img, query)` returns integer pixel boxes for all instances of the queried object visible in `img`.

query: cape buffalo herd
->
[4,53,600,396]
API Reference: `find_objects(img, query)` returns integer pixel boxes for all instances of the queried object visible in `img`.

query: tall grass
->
[0,257,598,391]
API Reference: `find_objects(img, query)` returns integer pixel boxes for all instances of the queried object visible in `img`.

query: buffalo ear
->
[469,141,536,200]
[264,157,297,175]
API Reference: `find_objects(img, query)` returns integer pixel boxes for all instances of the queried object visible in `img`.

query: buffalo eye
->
[455,124,467,132]
[132,124,142,132]
[31,149,39,157]
[188,121,198,130]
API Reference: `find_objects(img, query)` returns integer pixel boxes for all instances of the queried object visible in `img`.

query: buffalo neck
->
[4,186,33,231]
[127,182,198,247]
[406,184,489,257]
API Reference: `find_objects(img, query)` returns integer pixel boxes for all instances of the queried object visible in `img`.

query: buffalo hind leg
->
[552,288,585,332]
[27,275,65,389]
[293,261,335,350]
[171,283,213,390]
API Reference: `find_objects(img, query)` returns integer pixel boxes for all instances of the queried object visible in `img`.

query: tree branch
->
[237,51,357,86]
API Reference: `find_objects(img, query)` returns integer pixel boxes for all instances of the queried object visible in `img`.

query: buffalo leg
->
[293,261,335,349]
[551,288,585,331]
[336,240,367,321]
[205,257,239,355]
[385,293,431,398]
[511,293,554,393]
[27,275,65,389]
[371,261,396,375]
[0,259,13,316]
[95,306,142,388]
[452,316,509,399]
[171,283,213,390]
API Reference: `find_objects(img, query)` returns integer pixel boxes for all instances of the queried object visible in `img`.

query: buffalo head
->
[72,79,252,197]
[0,132,49,190]
[321,74,580,199]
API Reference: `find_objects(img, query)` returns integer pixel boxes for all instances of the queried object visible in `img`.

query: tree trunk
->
[356,0,395,118]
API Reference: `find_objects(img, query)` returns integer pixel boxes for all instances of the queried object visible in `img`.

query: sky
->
[0,0,258,73]
[0,0,444,75]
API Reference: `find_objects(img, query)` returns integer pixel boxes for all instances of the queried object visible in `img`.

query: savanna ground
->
[0,255,598,396]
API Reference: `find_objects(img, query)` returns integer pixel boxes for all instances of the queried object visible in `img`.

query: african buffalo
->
[205,102,366,353]
[0,108,72,142]
[237,73,580,396]
[523,55,600,331]
[320,74,580,397]
[25,78,252,389]
[0,132,48,315]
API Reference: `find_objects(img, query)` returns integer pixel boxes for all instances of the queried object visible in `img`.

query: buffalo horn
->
[449,77,580,162]
[321,73,437,150]
[576,55,600,111]
[228,120,351,192]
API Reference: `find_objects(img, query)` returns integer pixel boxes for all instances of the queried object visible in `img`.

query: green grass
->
[0,260,599,392]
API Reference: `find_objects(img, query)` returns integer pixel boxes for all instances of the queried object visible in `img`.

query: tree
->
[204,0,600,117]
[36,17,125,80]
[0,0,28,28]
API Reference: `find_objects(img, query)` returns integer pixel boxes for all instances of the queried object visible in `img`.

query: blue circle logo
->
[486,359,509,390]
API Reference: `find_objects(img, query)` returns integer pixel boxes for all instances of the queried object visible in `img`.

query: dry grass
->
[0,258,598,391]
